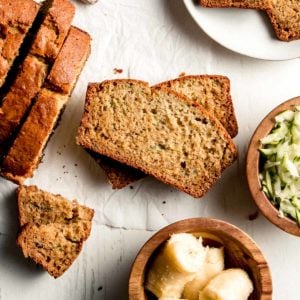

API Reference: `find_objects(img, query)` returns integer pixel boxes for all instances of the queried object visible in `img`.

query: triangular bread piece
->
[17,185,94,278]
[77,80,237,198]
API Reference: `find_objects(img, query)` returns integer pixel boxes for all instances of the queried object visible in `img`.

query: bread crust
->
[1,27,91,184]
[30,0,75,60]
[77,80,237,198]
[0,0,40,87]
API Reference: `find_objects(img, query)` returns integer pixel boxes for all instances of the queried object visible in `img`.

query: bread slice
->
[77,80,237,198]
[17,185,94,278]
[1,27,91,184]
[156,75,237,138]
[198,0,269,9]
[199,0,300,41]
[30,0,75,61]
[0,0,74,156]
[89,75,238,189]
[0,0,40,87]
[266,1,300,41]
[0,55,48,154]
[17,185,93,228]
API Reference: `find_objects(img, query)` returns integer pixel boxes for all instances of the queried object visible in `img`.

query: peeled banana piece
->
[182,247,224,300]
[145,233,207,298]
[198,268,254,300]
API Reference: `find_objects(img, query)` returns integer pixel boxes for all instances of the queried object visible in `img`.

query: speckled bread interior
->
[77,80,237,198]
[17,185,94,278]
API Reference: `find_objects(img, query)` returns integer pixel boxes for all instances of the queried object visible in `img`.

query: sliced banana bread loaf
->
[1,27,91,184]
[77,80,237,198]
[0,0,75,156]
[17,185,94,278]
[0,0,40,87]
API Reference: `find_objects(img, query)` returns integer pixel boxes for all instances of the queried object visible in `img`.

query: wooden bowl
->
[129,218,272,300]
[246,96,300,236]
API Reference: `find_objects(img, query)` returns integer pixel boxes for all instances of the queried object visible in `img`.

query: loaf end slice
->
[17,185,94,229]
[156,75,238,138]
[17,222,89,278]
[77,80,237,198]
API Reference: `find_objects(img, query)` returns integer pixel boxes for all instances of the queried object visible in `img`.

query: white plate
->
[183,0,300,61]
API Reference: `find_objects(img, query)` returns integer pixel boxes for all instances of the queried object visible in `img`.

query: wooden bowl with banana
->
[128,218,272,300]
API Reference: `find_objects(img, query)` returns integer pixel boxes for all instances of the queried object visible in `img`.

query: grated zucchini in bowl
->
[260,107,300,226]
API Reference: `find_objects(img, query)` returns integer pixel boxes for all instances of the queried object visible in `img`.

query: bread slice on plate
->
[0,0,40,88]
[199,0,300,41]
[88,75,238,189]
[1,27,91,184]
[77,80,237,198]
[266,1,300,41]
[17,185,94,278]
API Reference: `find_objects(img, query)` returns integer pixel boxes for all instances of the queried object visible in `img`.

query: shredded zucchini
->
[260,108,300,226]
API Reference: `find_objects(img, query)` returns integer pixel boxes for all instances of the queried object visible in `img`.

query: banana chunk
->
[183,247,224,300]
[145,233,207,298]
[198,268,254,300]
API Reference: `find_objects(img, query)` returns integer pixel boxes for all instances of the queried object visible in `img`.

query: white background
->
[1,0,300,299]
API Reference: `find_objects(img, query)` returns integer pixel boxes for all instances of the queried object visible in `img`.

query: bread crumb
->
[179,72,186,77]
[113,68,123,74]
[98,286,103,291]
[248,211,259,221]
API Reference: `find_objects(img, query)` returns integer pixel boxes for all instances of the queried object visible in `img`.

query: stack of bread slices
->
[76,76,239,198]
[0,0,91,184]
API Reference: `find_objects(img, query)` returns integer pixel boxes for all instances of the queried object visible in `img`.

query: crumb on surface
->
[113,68,123,74]
[162,201,166,204]
[248,211,259,221]
[98,286,103,291]
[179,72,186,77]
[129,186,134,190]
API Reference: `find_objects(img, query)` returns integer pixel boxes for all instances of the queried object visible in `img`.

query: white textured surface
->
[1,0,300,299]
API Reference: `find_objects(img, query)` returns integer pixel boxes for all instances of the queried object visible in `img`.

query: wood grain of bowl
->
[128,218,272,300]
[246,96,300,236]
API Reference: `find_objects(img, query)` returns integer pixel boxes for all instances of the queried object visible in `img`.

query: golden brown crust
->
[198,0,269,9]
[0,0,40,87]
[30,0,75,60]
[46,26,91,94]
[1,90,65,184]
[77,80,237,198]
[0,55,48,151]
[1,27,91,183]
